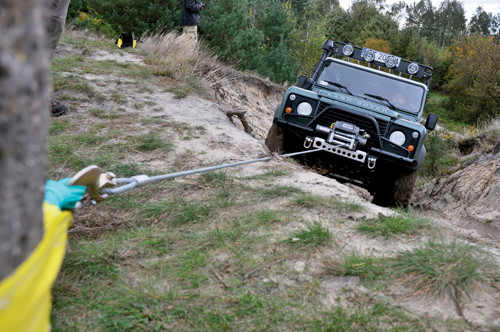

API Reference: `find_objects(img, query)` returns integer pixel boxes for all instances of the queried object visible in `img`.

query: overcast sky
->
[338,0,500,22]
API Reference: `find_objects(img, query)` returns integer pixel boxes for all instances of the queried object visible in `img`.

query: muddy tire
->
[265,123,285,153]
[372,169,418,208]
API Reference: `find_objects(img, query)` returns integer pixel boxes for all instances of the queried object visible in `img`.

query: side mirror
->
[425,113,438,131]
[297,75,313,90]
[297,75,307,87]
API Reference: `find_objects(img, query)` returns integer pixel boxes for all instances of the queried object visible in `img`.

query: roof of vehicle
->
[324,40,433,87]
[323,57,429,92]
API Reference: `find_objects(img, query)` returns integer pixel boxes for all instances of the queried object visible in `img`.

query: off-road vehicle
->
[265,40,438,207]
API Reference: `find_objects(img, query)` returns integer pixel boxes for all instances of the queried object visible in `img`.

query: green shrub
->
[203,0,298,83]
[72,11,117,37]
[70,0,181,36]
[420,131,457,177]
[424,92,469,131]
[445,36,500,124]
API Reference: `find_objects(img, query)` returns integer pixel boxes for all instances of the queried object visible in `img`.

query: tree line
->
[68,0,499,124]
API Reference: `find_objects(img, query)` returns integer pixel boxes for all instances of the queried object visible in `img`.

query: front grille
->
[311,103,388,149]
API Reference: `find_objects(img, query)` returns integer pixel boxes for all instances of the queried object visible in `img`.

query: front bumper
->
[275,118,418,169]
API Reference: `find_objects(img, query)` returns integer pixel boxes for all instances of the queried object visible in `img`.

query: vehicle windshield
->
[316,59,426,114]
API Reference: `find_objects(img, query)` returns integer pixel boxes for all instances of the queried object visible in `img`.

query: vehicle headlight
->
[297,102,313,116]
[389,131,406,146]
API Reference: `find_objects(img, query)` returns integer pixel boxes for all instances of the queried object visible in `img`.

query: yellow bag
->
[115,32,137,49]
[0,203,73,332]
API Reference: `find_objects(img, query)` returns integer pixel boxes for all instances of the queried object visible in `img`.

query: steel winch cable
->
[101,149,321,196]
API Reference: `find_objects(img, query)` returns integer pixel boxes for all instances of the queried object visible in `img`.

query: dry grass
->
[141,32,219,80]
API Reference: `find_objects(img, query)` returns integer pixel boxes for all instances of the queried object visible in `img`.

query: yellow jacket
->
[0,203,72,331]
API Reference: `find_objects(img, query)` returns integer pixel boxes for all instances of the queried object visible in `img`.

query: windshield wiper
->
[364,93,395,110]
[323,80,353,95]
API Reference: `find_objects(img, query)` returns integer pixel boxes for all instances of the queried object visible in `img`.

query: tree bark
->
[0,0,50,280]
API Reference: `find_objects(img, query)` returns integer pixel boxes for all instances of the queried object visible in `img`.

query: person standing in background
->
[45,0,71,116]
[181,0,205,41]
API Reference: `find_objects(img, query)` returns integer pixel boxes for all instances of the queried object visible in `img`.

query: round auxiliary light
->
[412,131,419,139]
[407,62,420,75]
[297,102,313,116]
[342,44,354,57]
[385,56,397,69]
[389,131,406,146]
[363,49,375,62]
[289,94,296,101]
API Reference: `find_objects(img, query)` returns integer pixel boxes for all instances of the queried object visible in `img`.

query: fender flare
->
[414,145,426,170]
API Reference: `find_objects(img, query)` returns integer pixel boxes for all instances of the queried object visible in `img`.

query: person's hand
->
[44,178,86,210]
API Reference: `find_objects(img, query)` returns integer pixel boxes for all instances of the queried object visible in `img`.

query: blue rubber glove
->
[44,178,87,210]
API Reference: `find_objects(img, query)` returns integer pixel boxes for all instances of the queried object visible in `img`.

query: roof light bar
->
[328,40,433,85]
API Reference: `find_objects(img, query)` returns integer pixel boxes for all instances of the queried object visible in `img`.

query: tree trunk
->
[0,0,50,280]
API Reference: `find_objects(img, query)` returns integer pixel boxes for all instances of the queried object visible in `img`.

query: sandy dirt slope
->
[55,41,500,328]
[414,139,500,244]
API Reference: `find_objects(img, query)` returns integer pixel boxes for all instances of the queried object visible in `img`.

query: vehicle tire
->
[372,169,418,208]
[265,123,285,153]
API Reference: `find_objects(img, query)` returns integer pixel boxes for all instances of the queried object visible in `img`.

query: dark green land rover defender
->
[265,40,438,207]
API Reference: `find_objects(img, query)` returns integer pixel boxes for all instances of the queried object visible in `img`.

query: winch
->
[304,122,369,163]
[316,121,368,150]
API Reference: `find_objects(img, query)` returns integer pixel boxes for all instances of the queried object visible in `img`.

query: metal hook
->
[304,137,313,149]
[67,165,117,202]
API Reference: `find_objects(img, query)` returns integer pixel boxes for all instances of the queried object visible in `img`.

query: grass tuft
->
[288,221,332,247]
[259,185,303,199]
[322,251,385,280]
[291,193,327,209]
[135,132,173,151]
[253,209,286,225]
[356,212,427,237]
[89,108,121,119]
[50,119,71,134]
[111,163,143,177]
[391,240,499,301]
[330,198,363,214]
[247,168,291,180]
[166,84,190,99]
[315,301,390,331]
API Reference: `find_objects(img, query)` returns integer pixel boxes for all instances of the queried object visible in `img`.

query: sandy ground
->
[55,42,500,328]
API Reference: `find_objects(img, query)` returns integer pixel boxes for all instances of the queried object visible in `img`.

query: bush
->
[72,11,117,37]
[70,0,181,36]
[420,38,451,91]
[203,0,298,83]
[420,131,458,177]
[445,36,500,124]
[257,38,298,83]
